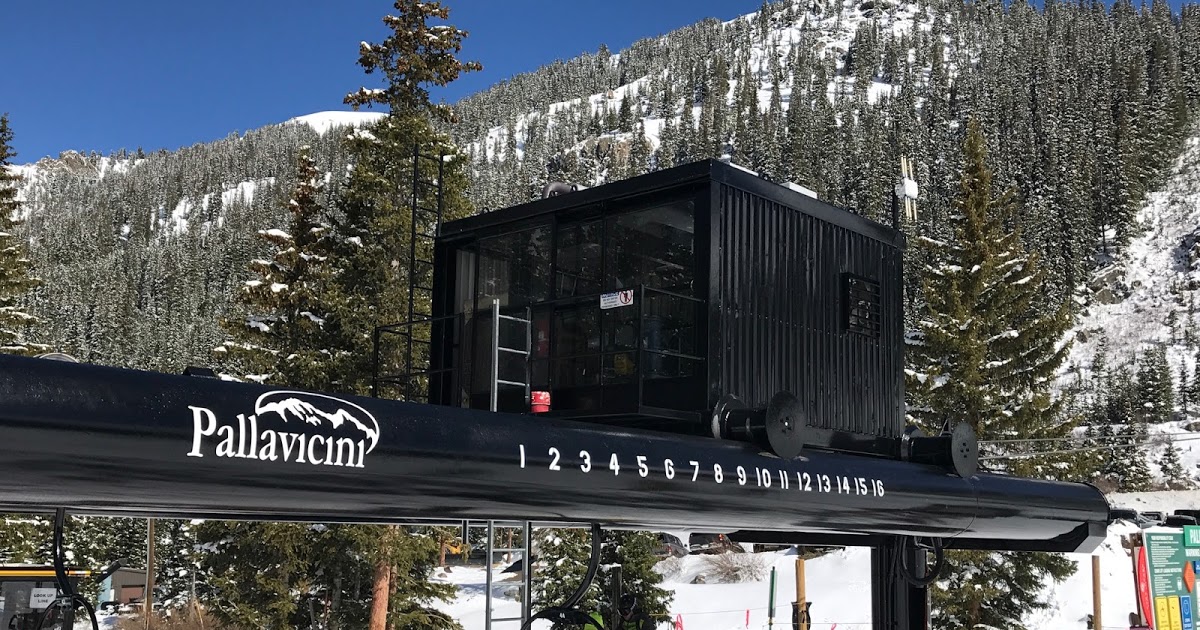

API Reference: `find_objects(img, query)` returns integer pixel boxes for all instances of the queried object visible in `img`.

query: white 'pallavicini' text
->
[187,406,366,468]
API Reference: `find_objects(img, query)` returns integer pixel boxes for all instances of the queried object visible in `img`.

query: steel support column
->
[872,537,930,630]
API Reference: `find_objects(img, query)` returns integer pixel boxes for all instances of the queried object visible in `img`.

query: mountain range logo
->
[187,391,382,468]
[254,391,381,453]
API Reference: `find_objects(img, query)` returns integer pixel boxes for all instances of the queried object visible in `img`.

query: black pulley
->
[713,392,807,459]
[903,422,978,478]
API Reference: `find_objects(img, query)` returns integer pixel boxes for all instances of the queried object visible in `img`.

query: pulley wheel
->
[765,391,807,459]
[951,422,978,478]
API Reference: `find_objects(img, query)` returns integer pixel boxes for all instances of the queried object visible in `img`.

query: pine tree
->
[907,119,1077,629]
[195,521,312,629]
[1136,347,1174,424]
[906,118,1074,456]
[598,531,671,622]
[0,114,48,356]
[533,528,601,621]
[618,93,634,133]
[1180,363,1191,417]
[214,146,339,388]
[338,4,479,629]
[1105,369,1153,491]
[1159,439,1190,488]
[532,528,671,626]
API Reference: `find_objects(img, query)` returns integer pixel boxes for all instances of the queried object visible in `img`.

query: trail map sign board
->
[1144,529,1200,630]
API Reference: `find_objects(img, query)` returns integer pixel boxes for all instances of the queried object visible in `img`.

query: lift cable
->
[520,523,604,630]
[980,430,1200,445]
[36,508,100,630]
[979,435,1200,461]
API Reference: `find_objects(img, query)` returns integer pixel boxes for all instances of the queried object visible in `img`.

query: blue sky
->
[1,1,761,163]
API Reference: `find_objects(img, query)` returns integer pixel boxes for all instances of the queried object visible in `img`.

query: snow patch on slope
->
[166,177,275,233]
[1062,134,1200,387]
[285,111,385,135]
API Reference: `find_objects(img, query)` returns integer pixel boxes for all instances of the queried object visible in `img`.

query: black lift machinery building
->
[382,159,905,456]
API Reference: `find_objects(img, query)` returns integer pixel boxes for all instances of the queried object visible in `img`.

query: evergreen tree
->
[906,118,1074,456]
[533,528,601,623]
[532,528,671,627]
[1105,368,1154,491]
[213,146,339,388]
[338,3,480,628]
[907,120,1077,629]
[1135,347,1174,424]
[1181,363,1191,417]
[195,521,312,629]
[618,92,634,133]
[0,114,48,355]
[1160,439,1190,488]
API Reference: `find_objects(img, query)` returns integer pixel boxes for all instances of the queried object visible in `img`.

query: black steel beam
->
[873,537,930,630]
[0,355,1109,552]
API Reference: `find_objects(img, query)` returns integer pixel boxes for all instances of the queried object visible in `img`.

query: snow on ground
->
[430,521,1158,630]
[163,177,275,234]
[1110,488,1200,513]
[432,548,873,630]
[286,110,386,135]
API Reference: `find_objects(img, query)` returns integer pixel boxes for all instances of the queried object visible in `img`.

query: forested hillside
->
[10,0,1200,380]
[12,118,364,371]
[451,0,1200,313]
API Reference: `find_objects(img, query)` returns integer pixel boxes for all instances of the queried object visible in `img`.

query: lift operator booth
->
[0,158,1111,630]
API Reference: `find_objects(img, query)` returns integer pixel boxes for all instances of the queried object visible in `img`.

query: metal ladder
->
[370,144,444,402]
[471,520,533,630]
[489,298,531,412]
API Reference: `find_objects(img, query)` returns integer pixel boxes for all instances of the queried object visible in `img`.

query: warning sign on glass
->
[600,290,634,310]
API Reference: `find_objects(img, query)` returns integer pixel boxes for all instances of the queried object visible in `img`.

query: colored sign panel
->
[1145,530,1200,630]
[1143,546,1158,627]
[1187,526,1200,548]
[599,290,635,310]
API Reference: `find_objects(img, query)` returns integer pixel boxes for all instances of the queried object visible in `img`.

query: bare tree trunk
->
[368,527,395,630]
[329,574,342,630]
[368,560,391,630]
[145,519,156,630]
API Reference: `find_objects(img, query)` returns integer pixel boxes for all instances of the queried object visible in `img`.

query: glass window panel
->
[555,220,603,297]
[604,201,695,295]
[553,306,600,387]
[476,225,552,310]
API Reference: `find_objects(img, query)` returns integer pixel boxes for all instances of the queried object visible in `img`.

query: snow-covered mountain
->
[1063,134,1200,389]
[1056,130,1200,484]
[456,0,928,164]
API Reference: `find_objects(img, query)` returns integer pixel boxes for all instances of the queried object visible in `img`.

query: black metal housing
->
[420,160,905,446]
[0,355,1108,553]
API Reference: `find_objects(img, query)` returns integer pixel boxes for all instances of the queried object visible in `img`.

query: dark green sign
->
[1145,530,1200,630]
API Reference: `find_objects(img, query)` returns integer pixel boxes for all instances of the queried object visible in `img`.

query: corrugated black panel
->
[717,184,903,438]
